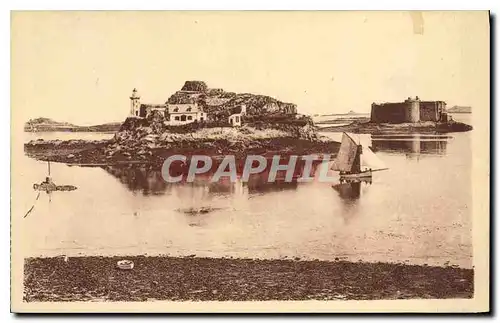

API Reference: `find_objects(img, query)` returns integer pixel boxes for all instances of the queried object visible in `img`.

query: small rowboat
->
[33,183,77,191]
[33,161,77,192]
[116,260,134,270]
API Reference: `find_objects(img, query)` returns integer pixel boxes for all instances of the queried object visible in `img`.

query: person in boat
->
[40,176,57,191]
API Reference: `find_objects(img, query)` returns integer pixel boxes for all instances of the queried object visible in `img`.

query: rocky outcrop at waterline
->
[24,134,339,166]
[320,120,473,134]
[24,113,339,166]
[24,139,111,163]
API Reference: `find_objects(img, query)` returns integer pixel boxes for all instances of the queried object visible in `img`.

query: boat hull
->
[339,170,372,179]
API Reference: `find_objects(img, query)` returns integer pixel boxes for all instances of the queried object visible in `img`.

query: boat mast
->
[351,145,362,173]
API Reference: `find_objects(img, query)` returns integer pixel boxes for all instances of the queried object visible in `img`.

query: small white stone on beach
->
[117,260,134,270]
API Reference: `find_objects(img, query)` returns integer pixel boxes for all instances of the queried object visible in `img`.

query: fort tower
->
[404,96,421,123]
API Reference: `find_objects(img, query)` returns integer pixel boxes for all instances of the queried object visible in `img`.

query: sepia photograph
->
[10,10,490,313]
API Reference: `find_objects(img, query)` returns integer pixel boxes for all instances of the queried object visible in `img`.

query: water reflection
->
[245,178,299,194]
[371,134,449,157]
[331,178,372,200]
[19,131,473,268]
[104,165,169,195]
[330,178,372,224]
[102,158,325,197]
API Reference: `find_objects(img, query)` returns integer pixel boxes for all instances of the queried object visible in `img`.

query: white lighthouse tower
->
[130,88,141,117]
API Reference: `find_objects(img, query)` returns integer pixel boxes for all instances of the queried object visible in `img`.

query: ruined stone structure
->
[139,104,168,119]
[370,96,447,123]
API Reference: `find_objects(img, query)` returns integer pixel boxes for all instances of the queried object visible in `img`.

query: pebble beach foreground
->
[24,256,473,302]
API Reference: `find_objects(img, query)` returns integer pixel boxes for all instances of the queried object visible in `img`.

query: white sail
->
[331,133,360,172]
[360,145,387,171]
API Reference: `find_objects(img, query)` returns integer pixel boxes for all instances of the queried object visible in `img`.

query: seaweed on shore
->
[23,256,473,302]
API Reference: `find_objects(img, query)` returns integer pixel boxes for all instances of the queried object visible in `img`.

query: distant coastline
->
[24,117,122,133]
[447,106,472,114]
[318,111,369,117]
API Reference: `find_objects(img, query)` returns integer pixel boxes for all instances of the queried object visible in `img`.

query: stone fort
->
[370,96,448,123]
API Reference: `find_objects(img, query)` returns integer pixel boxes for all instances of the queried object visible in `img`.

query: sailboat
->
[330,132,388,179]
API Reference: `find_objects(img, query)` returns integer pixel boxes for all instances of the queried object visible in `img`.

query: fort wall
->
[370,97,446,123]
[370,102,409,123]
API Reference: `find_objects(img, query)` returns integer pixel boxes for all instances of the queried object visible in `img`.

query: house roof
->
[168,103,203,113]
[141,104,167,109]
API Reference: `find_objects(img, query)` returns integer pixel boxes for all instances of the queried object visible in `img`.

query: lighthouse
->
[130,88,141,117]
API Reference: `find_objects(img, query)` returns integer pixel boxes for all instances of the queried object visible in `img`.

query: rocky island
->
[24,81,340,165]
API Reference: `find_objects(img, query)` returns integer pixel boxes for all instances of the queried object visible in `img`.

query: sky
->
[12,11,489,125]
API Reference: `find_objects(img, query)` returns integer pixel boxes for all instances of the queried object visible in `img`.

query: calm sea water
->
[17,115,472,268]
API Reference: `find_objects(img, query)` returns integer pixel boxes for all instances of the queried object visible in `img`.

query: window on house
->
[173,107,179,112]
[181,115,187,121]
[175,116,180,121]
[187,116,193,120]
[187,107,192,112]
[135,111,138,116]
[200,117,204,122]
[236,116,240,123]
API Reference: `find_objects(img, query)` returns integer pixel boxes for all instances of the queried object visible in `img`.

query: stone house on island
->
[228,104,247,127]
[129,88,207,125]
[168,103,207,125]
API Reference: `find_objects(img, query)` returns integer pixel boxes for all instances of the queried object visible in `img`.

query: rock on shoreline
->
[24,136,340,166]
[24,256,473,302]
[320,121,473,134]
[24,139,111,163]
